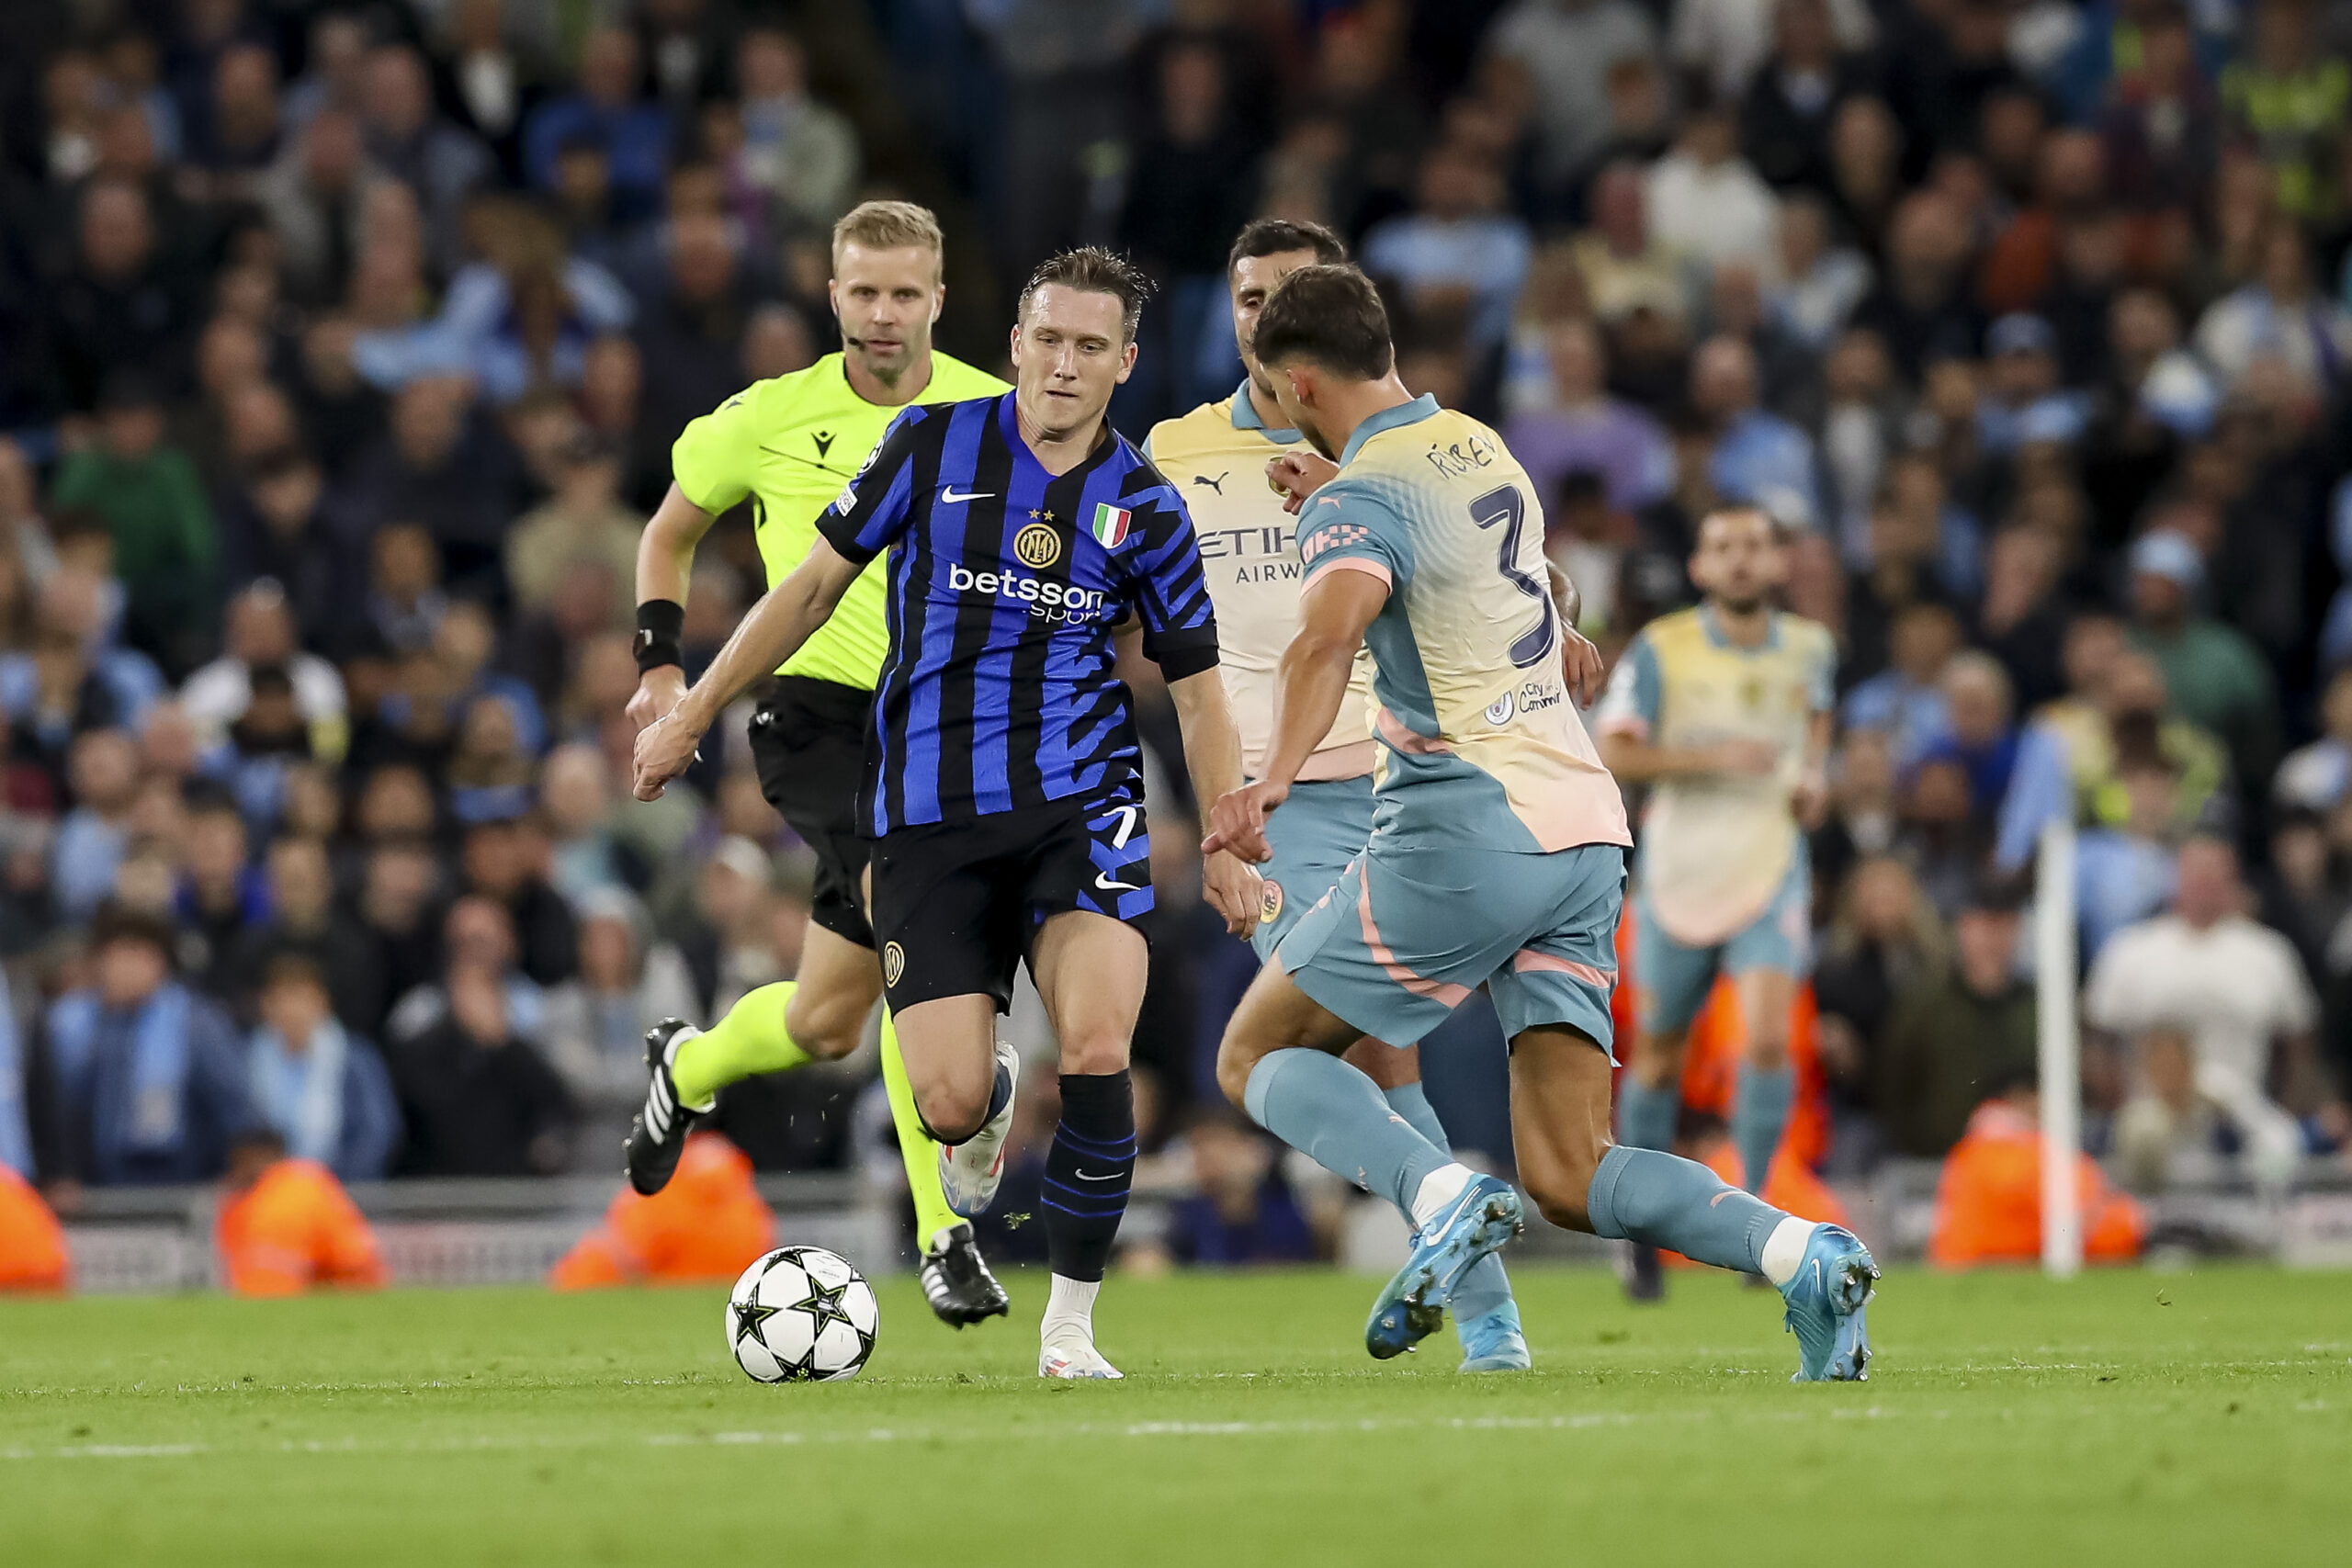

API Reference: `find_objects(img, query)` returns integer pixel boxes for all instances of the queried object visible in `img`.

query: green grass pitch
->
[4,1265,2348,1566]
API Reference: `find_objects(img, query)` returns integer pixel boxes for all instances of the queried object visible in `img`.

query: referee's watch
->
[635,599,685,673]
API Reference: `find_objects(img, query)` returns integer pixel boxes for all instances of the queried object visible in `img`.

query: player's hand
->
[1201,848,1263,940]
[1266,452,1340,515]
[632,708,705,800]
[1559,625,1605,705]
[1202,780,1289,864]
[1791,764,1831,829]
[1705,739,1781,777]
[626,666,688,732]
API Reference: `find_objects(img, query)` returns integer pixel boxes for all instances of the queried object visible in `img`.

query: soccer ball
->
[726,1247,880,1383]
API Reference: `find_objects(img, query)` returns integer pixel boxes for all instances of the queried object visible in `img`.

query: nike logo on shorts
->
[1094,871,1140,892]
[940,486,994,503]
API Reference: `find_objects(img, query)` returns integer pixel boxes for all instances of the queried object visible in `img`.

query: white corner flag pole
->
[2036,817,2083,1280]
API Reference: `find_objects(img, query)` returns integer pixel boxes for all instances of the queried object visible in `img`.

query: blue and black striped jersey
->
[817,392,1219,835]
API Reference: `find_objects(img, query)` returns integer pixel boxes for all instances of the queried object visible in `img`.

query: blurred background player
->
[1594,509,1835,1301]
[621,201,1012,1327]
[632,249,1259,1379]
[1145,217,1528,1373]
[1207,265,1875,1382]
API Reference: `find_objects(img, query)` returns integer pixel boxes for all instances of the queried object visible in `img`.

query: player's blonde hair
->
[831,200,944,275]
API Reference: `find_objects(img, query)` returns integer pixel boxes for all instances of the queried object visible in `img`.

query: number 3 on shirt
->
[1470,484,1555,670]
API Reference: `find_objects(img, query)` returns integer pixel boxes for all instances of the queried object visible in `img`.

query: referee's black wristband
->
[634,599,685,673]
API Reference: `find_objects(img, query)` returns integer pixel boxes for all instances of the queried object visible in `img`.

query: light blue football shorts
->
[1250,774,1377,963]
[1276,835,1627,1058]
[1631,842,1812,1039]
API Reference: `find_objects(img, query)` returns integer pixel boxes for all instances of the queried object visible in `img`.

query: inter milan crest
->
[882,942,906,987]
[1014,522,1062,568]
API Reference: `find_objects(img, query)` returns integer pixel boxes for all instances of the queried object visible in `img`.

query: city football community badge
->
[1014,522,1062,568]
[882,942,905,987]
[1091,502,1133,547]
[1259,879,1283,925]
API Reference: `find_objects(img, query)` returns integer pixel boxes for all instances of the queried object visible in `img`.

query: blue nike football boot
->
[1778,1224,1878,1382]
[1365,1175,1524,1360]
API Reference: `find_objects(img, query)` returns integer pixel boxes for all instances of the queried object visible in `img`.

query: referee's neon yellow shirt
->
[670,350,1010,690]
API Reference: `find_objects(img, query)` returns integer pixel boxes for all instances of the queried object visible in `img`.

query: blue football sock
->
[1732,1063,1794,1194]
[1244,1049,1451,1217]
[1383,1081,1513,1324]
[1584,1144,1788,1274]
[1615,1076,1680,1152]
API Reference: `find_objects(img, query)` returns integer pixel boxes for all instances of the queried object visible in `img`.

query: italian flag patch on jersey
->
[1091,502,1133,547]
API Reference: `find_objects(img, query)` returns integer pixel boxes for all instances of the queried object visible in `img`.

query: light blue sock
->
[1586,1144,1787,1274]
[1615,1076,1680,1152]
[1244,1049,1451,1217]
[1384,1082,1513,1325]
[1732,1063,1794,1194]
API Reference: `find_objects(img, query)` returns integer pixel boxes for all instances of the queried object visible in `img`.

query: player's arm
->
[1204,568,1386,864]
[1791,709,1835,829]
[630,407,925,801]
[1544,560,1604,705]
[1166,669,1260,939]
[628,483,719,728]
[631,542,863,799]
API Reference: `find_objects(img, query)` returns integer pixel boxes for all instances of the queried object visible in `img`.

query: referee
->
[623,200,1012,1325]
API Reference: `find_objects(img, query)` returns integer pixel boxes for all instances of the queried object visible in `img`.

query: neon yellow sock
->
[880,1010,960,1248]
[671,981,811,1107]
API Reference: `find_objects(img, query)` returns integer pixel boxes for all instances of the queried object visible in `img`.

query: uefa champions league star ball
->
[726,1247,880,1382]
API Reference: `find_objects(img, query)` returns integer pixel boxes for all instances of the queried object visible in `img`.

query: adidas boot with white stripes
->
[625,1019,712,1195]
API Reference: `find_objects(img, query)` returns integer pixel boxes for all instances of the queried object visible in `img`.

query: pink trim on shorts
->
[1357,875,1471,1009]
[1512,950,1618,992]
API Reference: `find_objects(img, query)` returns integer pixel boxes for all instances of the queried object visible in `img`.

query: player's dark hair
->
[1017,246,1155,343]
[1227,218,1348,274]
[1250,265,1394,381]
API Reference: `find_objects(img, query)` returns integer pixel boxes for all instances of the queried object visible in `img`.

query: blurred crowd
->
[1,0,2351,1253]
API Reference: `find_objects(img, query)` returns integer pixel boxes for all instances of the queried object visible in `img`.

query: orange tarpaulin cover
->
[0,1166,70,1293]
[1929,1101,2147,1269]
[216,1158,388,1297]
[551,1133,775,1289]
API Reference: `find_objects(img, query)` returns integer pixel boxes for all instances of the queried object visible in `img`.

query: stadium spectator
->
[630,210,755,463]
[1738,0,1875,196]
[1928,1072,2149,1268]
[1875,883,2038,1158]
[1690,334,1821,529]
[244,954,400,1183]
[2275,668,2352,815]
[433,0,548,183]
[2125,528,2278,790]
[2085,837,2340,1193]
[1646,102,1780,279]
[51,728,143,920]
[34,904,256,1187]
[541,888,697,1145]
[180,581,348,755]
[386,955,574,1179]
[48,373,217,671]
[732,26,859,237]
[213,1129,388,1297]
[1164,1106,1317,1267]
[524,27,671,224]
[1842,601,1962,772]
[503,434,641,623]
[1503,318,1671,514]
[0,1166,70,1293]
[232,835,386,1036]
[549,1131,772,1289]
[1487,0,1659,197]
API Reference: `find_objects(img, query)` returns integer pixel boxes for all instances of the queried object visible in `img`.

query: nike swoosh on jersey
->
[941,486,995,503]
[1093,872,1141,892]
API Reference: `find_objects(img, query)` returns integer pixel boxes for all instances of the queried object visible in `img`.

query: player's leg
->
[1613,893,1713,1298]
[1252,776,1526,1368]
[1027,908,1151,1379]
[1340,1037,1527,1371]
[1721,856,1811,1195]
[1726,964,1797,1193]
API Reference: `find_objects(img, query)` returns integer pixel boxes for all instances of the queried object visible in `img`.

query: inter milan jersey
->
[817,392,1219,835]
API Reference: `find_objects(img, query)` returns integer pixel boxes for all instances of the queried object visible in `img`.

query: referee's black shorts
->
[867,797,1156,1015]
[749,676,878,951]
